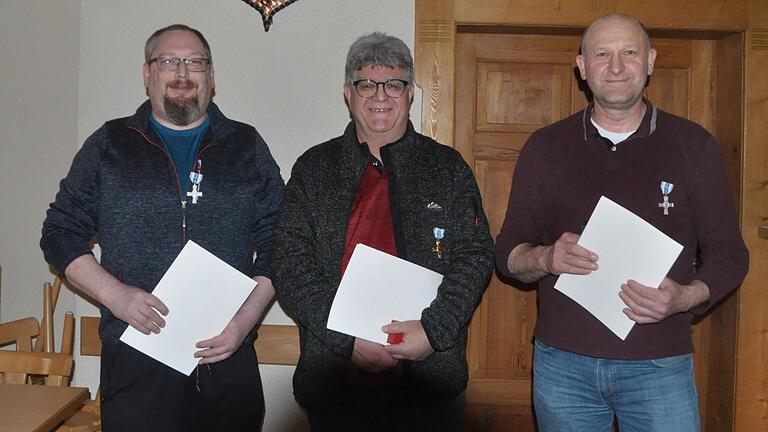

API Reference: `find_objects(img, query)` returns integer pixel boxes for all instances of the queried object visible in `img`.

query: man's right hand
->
[64,254,169,335]
[351,338,399,372]
[105,284,169,335]
[540,232,599,276]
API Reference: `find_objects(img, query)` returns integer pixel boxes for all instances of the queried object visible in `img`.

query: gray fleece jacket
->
[271,122,493,410]
[41,100,285,344]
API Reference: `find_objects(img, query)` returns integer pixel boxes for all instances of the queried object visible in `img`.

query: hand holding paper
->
[544,232,599,276]
[119,241,256,375]
[382,320,434,361]
[194,316,251,364]
[108,284,169,335]
[351,338,399,372]
[554,196,683,340]
[327,244,442,345]
[620,278,710,324]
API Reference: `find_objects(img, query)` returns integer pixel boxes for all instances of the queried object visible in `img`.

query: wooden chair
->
[56,316,101,432]
[0,350,82,430]
[0,351,74,386]
[0,317,40,351]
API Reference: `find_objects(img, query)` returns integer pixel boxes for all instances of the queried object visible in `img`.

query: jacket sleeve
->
[270,157,355,359]
[420,154,494,352]
[249,130,286,279]
[689,135,749,312]
[40,129,104,275]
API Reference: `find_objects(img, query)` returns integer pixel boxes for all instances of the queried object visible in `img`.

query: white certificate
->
[554,196,683,340]
[327,243,442,345]
[119,240,256,375]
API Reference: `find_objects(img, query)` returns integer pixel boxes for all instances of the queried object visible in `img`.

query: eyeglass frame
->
[351,78,410,98]
[147,56,211,72]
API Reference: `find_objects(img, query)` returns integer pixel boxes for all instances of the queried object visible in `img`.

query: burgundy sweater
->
[495,101,749,359]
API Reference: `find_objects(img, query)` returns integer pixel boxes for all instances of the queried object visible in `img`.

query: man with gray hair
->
[495,13,748,431]
[272,32,493,430]
[41,24,284,431]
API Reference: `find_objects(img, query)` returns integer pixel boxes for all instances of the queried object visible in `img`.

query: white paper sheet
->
[119,240,256,375]
[327,243,443,345]
[554,196,683,340]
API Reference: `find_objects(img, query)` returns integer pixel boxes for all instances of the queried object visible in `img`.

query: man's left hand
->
[620,278,710,324]
[194,318,249,365]
[382,320,434,361]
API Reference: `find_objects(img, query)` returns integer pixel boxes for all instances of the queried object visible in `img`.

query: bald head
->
[581,13,651,55]
[575,12,657,116]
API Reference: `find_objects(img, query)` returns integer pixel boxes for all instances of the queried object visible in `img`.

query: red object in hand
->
[387,320,403,344]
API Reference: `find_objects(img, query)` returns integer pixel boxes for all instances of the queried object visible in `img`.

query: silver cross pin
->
[187,184,203,204]
[658,195,674,215]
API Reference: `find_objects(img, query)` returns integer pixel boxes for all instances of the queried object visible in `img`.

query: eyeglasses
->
[352,79,409,98]
[148,57,210,72]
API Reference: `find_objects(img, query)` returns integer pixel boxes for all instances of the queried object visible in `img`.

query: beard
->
[163,80,203,126]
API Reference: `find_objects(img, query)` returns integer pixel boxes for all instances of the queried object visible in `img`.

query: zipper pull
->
[181,200,187,229]
[195,364,201,392]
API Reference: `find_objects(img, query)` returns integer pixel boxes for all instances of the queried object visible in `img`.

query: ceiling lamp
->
[242,0,299,31]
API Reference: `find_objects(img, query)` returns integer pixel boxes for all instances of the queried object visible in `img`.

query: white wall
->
[0,2,80,327]
[1,1,416,431]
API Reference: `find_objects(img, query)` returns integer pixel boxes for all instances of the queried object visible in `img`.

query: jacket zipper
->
[127,126,213,244]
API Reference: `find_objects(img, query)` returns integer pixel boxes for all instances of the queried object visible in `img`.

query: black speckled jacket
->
[41,101,285,344]
[271,122,493,410]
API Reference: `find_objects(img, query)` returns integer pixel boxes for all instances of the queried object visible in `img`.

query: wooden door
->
[455,31,722,430]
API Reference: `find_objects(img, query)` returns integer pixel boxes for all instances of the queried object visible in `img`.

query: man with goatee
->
[41,24,284,431]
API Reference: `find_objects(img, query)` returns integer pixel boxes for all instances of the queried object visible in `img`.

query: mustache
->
[167,79,196,90]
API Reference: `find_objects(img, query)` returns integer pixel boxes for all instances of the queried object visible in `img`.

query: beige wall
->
[0,2,81,324]
[1,1,416,431]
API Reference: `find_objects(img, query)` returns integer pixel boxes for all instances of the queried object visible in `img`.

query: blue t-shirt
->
[149,115,209,198]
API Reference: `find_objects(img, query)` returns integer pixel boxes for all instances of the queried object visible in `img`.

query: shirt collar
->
[582,98,657,142]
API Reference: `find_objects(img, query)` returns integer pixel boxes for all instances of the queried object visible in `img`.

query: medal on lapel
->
[432,227,445,259]
[658,181,674,215]
[187,159,204,204]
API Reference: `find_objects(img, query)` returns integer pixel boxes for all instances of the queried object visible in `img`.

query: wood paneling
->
[456,35,580,420]
[465,404,536,432]
[734,2,768,430]
[415,0,456,146]
[453,0,748,30]
[699,32,744,432]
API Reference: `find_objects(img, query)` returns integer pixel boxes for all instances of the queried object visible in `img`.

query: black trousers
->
[100,341,265,432]
[306,387,465,432]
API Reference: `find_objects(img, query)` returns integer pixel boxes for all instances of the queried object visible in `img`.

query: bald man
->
[495,13,747,432]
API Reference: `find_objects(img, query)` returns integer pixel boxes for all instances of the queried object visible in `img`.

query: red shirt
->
[340,161,397,276]
[341,156,404,386]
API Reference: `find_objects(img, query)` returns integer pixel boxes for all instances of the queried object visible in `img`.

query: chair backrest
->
[61,312,75,355]
[254,324,300,365]
[0,317,40,351]
[80,316,101,357]
[58,312,76,386]
[0,351,74,386]
[35,275,63,353]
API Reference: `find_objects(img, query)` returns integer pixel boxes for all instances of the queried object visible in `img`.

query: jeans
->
[533,339,700,432]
